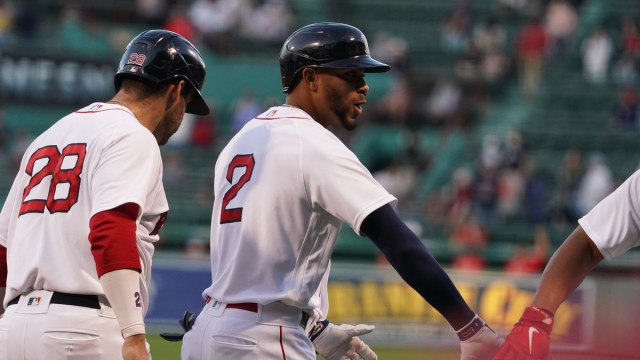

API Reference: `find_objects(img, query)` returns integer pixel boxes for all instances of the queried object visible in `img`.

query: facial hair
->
[155,102,184,145]
[324,86,358,131]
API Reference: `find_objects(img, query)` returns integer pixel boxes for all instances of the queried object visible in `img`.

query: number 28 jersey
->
[205,105,396,310]
[0,103,168,311]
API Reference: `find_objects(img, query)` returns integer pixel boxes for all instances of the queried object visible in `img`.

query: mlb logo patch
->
[27,297,41,306]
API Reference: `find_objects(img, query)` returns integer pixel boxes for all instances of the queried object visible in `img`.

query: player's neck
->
[108,100,139,119]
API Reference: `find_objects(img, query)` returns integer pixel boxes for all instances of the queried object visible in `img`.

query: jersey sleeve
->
[301,130,396,235]
[578,169,640,259]
[90,127,164,217]
[0,170,27,247]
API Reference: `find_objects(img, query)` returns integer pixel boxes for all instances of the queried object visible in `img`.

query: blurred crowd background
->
[0,0,639,273]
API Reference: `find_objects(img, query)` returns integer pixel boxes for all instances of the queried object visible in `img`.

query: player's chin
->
[337,114,356,130]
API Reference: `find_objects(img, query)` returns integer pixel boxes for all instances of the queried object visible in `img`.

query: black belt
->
[8,292,101,309]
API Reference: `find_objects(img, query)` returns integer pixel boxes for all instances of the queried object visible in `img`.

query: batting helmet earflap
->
[279,22,391,93]
[114,29,210,115]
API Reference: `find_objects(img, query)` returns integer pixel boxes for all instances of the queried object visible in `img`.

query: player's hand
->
[310,320,377,360]
[122,334,150,360]
[458,315,504,360]
[493,306,554,360]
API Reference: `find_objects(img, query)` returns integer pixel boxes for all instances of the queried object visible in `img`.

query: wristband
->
[309,319,330,342]
[456,315,484,341]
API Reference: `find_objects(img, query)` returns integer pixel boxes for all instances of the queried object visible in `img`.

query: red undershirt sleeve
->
[0,245,6,287]
[89,203,142,277]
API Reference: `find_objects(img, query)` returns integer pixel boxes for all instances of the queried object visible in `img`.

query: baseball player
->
[181,22,502,360]
[0,30,209,360]
[495,168,640,359]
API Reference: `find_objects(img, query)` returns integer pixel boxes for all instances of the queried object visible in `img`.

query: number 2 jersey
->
[0,103,168,312]
[205,105,396,313]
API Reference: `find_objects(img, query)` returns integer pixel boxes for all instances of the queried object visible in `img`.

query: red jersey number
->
[220,154,255,224]
[19,144,87,215]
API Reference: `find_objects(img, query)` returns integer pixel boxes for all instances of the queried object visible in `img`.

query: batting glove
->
[310,320,377,360]
[458,315,504,360]
[159,311,197,342]
[493,306,554,360]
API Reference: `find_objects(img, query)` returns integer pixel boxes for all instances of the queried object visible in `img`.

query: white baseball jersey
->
[0,102,168,312]
[204,105,396,315]
[578,168,640,259]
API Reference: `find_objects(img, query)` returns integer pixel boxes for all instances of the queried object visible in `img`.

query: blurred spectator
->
[455,40,484,83]
[371,31,410,77]
[544,0,578,60]
[516,16,548,99]
[502,129,526,170]
[451,252,487,272]
[480,134,503,169]
[163,2,197,41]
[619,16,640,60]
[162,150,187,187]
[581,25,613,84]
[551,148,583,224]
[440,8,471,53]
[136,0,168,27]
[423,77,463,126]
[497,168,526,221]
[449,212,488,249]
[523,158,551,223]
[611,86,639,130]
[188,0,252,54]
[373,159,419,201]
[377,76,413,126]
[502,224,550,274]
[473,17,507,55]
[472,17,510,81]
[575,152,615,216]
[190,104,218,148]
[472,163,500,225]
[612,51,639,85]
[449,212,488,272]
[445,167,474,225]
[239,0,294,43]
[231,90,262,134]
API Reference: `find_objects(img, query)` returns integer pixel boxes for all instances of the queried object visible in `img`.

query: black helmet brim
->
[186,90,209,115]
[320,55,390,73]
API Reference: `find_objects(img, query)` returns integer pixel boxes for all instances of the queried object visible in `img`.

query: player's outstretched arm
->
[361,204,502,359]
[494,226,603,360]
[531,226,603,314]
[309,320,377,360]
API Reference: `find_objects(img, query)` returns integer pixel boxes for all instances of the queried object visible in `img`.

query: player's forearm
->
[100,269,146,338]
[362,204,475,330]
[532,226,603,313]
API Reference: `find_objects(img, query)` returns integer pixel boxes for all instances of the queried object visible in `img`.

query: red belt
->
[226,302,259,312]
[206,297,310,328]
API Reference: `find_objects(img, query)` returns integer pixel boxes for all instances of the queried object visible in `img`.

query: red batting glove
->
[493,306,554,360]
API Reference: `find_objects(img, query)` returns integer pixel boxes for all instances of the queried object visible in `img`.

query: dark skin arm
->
[531,225,604,314]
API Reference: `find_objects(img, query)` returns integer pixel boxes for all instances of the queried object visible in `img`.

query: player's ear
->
[166,80,186,106]
[301,68,319,92]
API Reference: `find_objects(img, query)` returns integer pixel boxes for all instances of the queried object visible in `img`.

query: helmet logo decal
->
[126,53,146,66]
